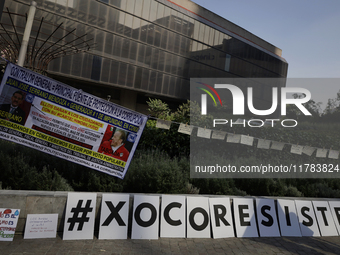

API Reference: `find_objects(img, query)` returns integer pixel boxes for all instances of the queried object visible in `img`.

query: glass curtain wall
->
[2,0,288,101]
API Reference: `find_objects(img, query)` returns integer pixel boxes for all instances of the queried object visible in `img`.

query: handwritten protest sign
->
[24,214,58,239]
[0,208,20,241]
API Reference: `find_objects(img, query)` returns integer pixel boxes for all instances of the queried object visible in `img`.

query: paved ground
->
[0,235,340,255]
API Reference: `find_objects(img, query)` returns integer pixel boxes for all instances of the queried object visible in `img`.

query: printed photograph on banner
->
[257,139,271,149]
[156,119,171,129]
[0,88,32,126]
[316,148,328,158]
[197,127,211,139]
[290,145,303,155]
[211,130,226,140]
[0,63,148,179]
[178,123,193,135]
[98,126,132,162]
[270,141,285,151]
[226,134,241,143]
[240,135,253,146]
[302,146,316,156]
[328,150,339,159]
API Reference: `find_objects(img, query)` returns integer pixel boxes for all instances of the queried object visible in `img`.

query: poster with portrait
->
[0,62,148,179]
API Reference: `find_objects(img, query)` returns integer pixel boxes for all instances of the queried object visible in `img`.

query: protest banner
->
[0,62,148,179]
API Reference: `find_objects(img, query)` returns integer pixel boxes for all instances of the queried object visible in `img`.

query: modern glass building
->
[1,0,288,113]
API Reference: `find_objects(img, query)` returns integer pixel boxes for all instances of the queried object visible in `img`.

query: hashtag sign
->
[67,200,93,231]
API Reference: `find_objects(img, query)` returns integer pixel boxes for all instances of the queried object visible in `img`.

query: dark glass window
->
[137,44,145,64]
[171,55,178,75]
[158,51,165,71]
[61,55,72,75]
[162,75,170,95]
[147,24,155,45]
[141,69,150,90]
[109,60,119,84]
[132,17,141,40]
[95,31,104,52]
[101,58,111,82]
[129,41,138,62]
[124,13,133,37]
[164,53,172,73]
[107,8,118,32]
[91,55,102,81]
[126,65,135,87]
[77,1,88,22]
[149,1,157,22]
[149,71,157,92]
[160,29,168,49]
[167,31,175,52]
[140,21,148,42]
[118,62,127,85]
[169,76,176,96]
[134,67,143,89]
[112,36,122,57]
[151,48,159,69]
[155,73,163,93]
[71,54,83,77]
[144,46,152,66]
[121,38,130,59]
[98,4,107,28]
[154,26,161,47]
[88,1,99,25]
[81,54,92,79]
[110,0,121,8]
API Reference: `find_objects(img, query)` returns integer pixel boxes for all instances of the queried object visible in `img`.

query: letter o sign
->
[189,207,209,231]
[134,203,157,228]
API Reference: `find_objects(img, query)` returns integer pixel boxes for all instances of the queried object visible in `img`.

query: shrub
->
[123,150,189,194]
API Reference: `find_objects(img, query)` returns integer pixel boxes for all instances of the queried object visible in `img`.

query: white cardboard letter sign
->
[160,195,186,238]
[209,197,234,238]
[312,201,338,236]
[99,194,129,239]
[131,195,159,239]
[187,196,211,238]
[255,199,280,237]
[63,192,97,240]
[233,198,258,237]
[276,199,301,237]
[295,200,320,237]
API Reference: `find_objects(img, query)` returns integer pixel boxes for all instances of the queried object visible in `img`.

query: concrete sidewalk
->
[1,235,340,255]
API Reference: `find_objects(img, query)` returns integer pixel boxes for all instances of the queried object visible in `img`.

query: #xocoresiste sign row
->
[0,62,148,179]
[2,193,340,241]
[63,193,340,240]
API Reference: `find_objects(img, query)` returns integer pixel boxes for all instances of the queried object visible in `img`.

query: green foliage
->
[147,98,174,121]
[138,120,190,158]
[0,142,73,191]
[123,150,189,194]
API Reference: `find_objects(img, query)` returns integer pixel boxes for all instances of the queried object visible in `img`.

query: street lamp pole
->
[17,1,37,67]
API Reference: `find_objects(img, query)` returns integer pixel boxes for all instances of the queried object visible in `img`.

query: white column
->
[17,1,37,67]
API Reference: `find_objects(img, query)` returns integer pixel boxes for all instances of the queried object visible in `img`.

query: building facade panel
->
[1,0,288,112]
